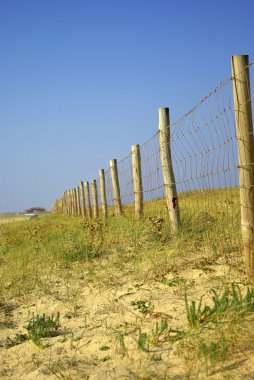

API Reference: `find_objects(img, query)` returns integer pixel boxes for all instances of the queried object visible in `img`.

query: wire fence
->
[53,59,254,270]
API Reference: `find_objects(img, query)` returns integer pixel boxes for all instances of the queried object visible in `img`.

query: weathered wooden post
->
[110,159,123,215]
[69,190,72,215]
[68,190,72,215]
[80,181,86,218]
[132,144,143,217]
[61,193,65,213]
[68,190,71,215]
[99,169,108,218]
[73,188,78,216]
[64,190,68,214]
[159,107,180,233]
[66,190,70,214]
[76,187,82,216]
[85,181,92,218]
[232,55,254,277]
[71,189,75,215]
[64,191,68,214]
[69,189,73,215]
[91,180,99,218]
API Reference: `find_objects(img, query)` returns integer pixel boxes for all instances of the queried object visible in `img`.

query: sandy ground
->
[0,216,27,225]
[1,254,253,380]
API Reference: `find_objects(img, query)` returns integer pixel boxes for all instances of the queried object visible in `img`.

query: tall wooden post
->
[80,181,86,218]
[159,107,180,233]
[85,181,92,218]
[110,159,123,215]
[91,180,99,218]
[232,55,254,277]
[132,145,143,218]
[99,169,108,218]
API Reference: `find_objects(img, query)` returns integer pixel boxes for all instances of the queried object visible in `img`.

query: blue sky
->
[0,0,253,212]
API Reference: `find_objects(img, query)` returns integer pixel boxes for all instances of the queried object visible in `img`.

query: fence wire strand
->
[55,62,254,268]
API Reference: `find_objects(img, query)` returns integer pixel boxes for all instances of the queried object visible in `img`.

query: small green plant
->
[152,319,169,344]
[199,338,229,374]
[100,355,112,362]
[64,311,73,319]
[137,329,149,351]
[115,332,128,356]
[138,320,185,351]
[185,294,212,328]
[26,312,60,346]
[6,313,61,348]
[162,276,186,287]
[63,239,94,262]
[185,284,254,328]
[130,299,151,314]
[99,345,110,351]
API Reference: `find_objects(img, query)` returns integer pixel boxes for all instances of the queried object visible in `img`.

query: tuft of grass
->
[198,337,229,374]
[162,276,186,287]
[6,312,61,348]
[26,312,61,346]
[185,284,254,328]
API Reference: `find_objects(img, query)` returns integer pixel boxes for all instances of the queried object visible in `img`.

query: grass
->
[0,187,253,379]
[6,313,61,348]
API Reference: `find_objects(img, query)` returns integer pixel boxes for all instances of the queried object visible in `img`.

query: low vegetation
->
[0,189,253,379]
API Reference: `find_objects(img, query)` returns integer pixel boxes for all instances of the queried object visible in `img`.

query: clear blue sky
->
[0,0,253,212]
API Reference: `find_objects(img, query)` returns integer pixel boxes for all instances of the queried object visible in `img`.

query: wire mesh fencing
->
[53,58,254,271]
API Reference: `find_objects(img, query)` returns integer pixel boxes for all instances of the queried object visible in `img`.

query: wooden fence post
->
[132,145,143,217]
[158,107,180,233]
[91,180,99,218]
[68,190,71,215]
[110,159,123,215]
[232,55,254,277]
[73,188,78,216]
[80,181,86,218]
[99,169,108,218]
[67,190,70,214]
[71,189,75,215]
[85,181,92,218]
[63,191,67,213]
[68,189,72,215]
[65,191,68,214]
[76,187,81,216]
[62,192,65,213]
[60,198,63,213]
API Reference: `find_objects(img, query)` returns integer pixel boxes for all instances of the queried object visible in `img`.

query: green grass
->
[0,187,243,300]
[0,187,252,379]
[6,312,61,348]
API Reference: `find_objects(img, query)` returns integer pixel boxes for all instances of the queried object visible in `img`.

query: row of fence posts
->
[52,105,181,235]
[52,55,254,277]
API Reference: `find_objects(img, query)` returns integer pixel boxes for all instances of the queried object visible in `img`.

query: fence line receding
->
[52,55,254,277]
